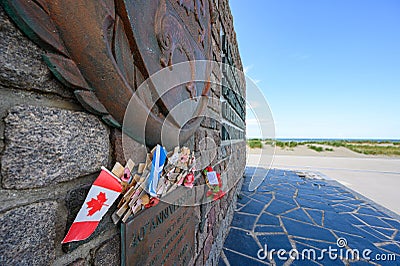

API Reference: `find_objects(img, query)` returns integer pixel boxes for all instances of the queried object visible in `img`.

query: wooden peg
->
[123,186,136,200]
[145,154,152,169]
[138,163,146,174]
[111,211,121,224]
[126,159,135,172]
[132,198,143,215]
[122,209,132,223]
[140,194,150,206]
[116,201,129,217]
[133,174,141,183]
[111,162,125,178]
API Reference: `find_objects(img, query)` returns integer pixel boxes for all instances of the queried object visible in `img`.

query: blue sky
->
[229,0,400,139]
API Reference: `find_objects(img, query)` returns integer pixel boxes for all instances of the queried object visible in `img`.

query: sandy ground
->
[246,146,400,215]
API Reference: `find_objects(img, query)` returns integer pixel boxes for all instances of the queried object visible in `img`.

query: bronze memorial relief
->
[1,0,213,147]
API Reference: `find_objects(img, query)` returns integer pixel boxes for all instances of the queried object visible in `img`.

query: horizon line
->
[246,137,400,141]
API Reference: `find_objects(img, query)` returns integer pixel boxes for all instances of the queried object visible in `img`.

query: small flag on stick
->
[147,145,167,197]
[62,167,122,243]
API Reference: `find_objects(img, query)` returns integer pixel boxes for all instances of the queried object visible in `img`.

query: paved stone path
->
[219,168,400,265]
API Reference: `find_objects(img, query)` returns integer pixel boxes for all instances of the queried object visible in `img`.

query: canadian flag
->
[62,167,122,243]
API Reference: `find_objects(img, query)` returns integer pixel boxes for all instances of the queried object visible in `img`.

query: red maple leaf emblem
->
[86,192,108,216]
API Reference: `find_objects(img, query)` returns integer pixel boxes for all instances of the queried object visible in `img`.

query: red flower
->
[206,166,213,172]
[213,190,226,200]
[206,190,213,197]
[145,197,159,208]
[184,173,194,188]
[186,173,194,182]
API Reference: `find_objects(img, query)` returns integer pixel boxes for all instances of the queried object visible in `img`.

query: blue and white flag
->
[147,145,167,197]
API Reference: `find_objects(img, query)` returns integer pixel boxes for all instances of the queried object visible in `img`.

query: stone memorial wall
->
[0,0,245,265]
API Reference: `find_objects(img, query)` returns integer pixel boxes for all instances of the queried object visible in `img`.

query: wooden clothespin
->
[137,163,146,174]
[140,194,150,206]
[111,162,125,179]
[121,209,132,223]
[116,201,129,217]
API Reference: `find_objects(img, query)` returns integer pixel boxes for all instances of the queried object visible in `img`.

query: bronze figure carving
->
[1,0,213,147]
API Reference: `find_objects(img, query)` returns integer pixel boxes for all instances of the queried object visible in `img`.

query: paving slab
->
[220,168,400,265]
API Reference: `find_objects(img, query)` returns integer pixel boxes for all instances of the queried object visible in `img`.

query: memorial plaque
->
[121,196,196,265]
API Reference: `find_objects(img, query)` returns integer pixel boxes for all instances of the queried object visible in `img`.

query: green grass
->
[345,144,400,156]
[305,140,400,156]
[275,141,298,149]
[302,140,345,147]
[275,141,285,148]
[247,139,400,156]
[247,139,263,149]
[264,139,274,146]
[307,145,323,152]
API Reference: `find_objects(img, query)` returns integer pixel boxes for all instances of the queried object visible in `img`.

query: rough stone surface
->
[0,201,57,265]
[111,129,147,166]
[195,249,204,266]
[93,235,121,266]
[1,105,110,189]
[65,184,92,227]
[0,88,82,149]
[203,232,214,261]
[67,258,86,266]
[0,7,74,98]
[205,182,243,266]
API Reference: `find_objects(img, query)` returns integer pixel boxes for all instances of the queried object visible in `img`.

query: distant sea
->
[275,138,400,143]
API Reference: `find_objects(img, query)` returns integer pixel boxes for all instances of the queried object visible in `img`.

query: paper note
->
[207,171,219,185]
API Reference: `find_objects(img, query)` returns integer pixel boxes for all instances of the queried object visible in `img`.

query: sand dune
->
[247,144,397,158]
[275,145,368,157]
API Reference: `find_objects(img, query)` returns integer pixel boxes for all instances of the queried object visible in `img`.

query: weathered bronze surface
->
[1,0,212,147]
[122,201,195,266]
